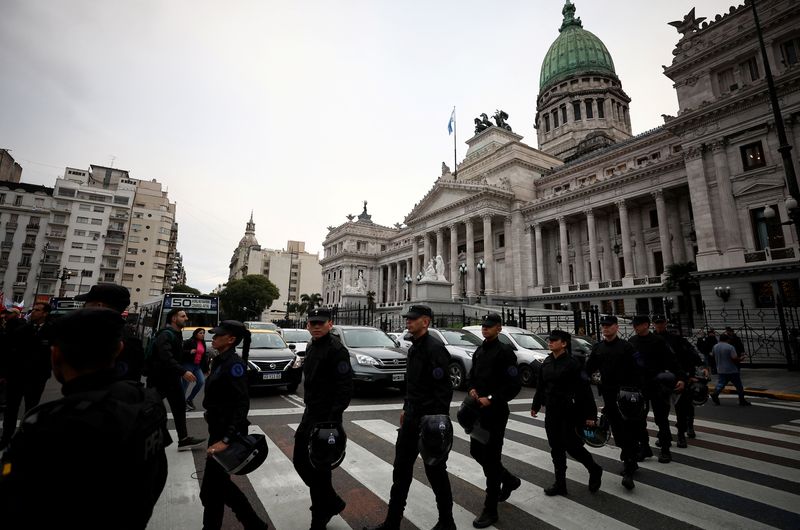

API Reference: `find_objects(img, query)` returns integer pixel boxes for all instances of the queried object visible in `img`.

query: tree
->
[219,275,279,322]
[664,261,699,330]
[300,293,323,311]
[171,284,201,295]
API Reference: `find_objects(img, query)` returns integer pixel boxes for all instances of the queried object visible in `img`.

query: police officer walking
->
[293,308,353,529]
[585,315,642,490]
[201,320,268,530]
[466,312,522,528]
[653,315,706,446]
[532,329,602,497]
[628,315,684,464]
[365,305,454,530]
[0,308,170,528]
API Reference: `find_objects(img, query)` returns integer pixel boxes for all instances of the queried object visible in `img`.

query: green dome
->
[539,1,617,91]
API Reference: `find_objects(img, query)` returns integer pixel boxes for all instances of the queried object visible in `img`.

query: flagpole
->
[452,106,458,180]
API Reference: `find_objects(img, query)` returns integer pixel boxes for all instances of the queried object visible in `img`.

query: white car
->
[281,328,312,354]
[463,325,550,386]
[399,328,482,390]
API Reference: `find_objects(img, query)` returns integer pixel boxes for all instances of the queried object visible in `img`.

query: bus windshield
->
[136,293,220,345]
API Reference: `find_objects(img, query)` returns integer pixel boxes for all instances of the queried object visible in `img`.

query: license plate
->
[262,372,282,380]
[392,373,405,382]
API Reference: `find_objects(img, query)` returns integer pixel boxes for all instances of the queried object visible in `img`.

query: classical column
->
[377,266,384,303]
[711,140,744,252]
[449,223,459,299]
[670,198,686,263]
[423,232,431,267]
[504,216,514,294]
[386,262,394,303]
[435,228,444,262]
[653,190,674,269]
[683,146,720,267]
[524,225,534,293]
[586,210,599,281]
[511,209,525,296]
[630,206,646,277]
[558,217,569,284]
[574,219,585,283]
[395,262,402,304]
[617,200,634,277]
[482,214,495,294]
[411,237,419,299]
[465,218,476,297]
[534,223,544,287]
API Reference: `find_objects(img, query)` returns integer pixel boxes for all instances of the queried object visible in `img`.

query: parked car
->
[330,325,407,389]
[244,321,281,332]
[386,332,410,349]
[399,328,481,390]
[463,325,550,386]
[244,330,302,393]
[537,333,595,363]
[281,328,312,354]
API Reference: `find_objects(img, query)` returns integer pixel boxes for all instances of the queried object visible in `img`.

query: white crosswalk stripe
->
[146,413,800,529]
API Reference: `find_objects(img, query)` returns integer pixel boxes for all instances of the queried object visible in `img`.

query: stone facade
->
[321,1,800,321]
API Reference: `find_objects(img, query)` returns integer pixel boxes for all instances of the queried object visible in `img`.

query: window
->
[68,255,81,262]
[127,248,139,255]
[76,217,89,224]
[637,157,648,166]
[89,231,100,239]
[0,194,4,204]
[81,270,93,278]
[90,218,102,225]
[128,235,140,243]
[544,114,550,132]
[585,99,594,119]
[16,272,27,283]
[596,98,604,118]
[149,288,162,296]
[123,273,134,281]
[741,56,759,81]
[649,209,659,228]
[29,216,40,226]
[83,256,95,263]
[717,67,737,93]
[71,242,84,249]
[654,251,664,275]
[13,196,22,206]
[86,243,98,250]
[73,229,86,236]
[104,273,117,282]
[93,206,105,213]
[78,204,90,211]
[113,196,129,205]
[560,105,567,123]
[780,37,799,66]
[497,233,505,248]
[752,279,800,308]
[125,260,136,268]
[552,109,559,128]
[56,188,76,197]
[20,254,32,266]
[740,141,766,170]
[572,101,582,120]
[751,205,785,250]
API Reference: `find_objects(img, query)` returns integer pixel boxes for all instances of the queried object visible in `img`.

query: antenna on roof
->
[109,155,116,168]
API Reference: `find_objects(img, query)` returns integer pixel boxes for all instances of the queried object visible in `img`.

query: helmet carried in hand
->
[418,414,453,466]
[309,422,347,470]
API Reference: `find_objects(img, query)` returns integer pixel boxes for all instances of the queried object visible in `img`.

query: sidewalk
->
[714,368,800,402]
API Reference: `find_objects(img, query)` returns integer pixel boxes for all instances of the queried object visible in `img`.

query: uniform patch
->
[231,363,245,378]
[432,367,445,380]
[337,360,350,374]
[507,365,519,377]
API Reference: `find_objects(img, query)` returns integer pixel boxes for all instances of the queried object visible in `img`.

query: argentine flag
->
[447,108,455,135]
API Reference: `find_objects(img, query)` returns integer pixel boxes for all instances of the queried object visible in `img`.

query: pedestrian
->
[182,328,209,411]
[696,329,718,375]
[146,307,206,450]
[0,308,170,529]
[293,307,353,529]
[0,302,52,448]
[466,312,522,528]
[711,334,751,406]
[365,305,454,530]
[532,329,602,497]
[76,283,144,382]
[724,326,747,363]
[653,316,706,446]
[200,320,268,530]
[585,315,642,489]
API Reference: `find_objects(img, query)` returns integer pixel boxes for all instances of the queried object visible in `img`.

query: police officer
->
[76,283,144,382]
[201,320,268,530]
[585,315,642,489]
[0,308,170,528]
[532,329,602,497]
[653,315,706,446]
[466,312,522,528]
[293,308,353,529]
[629,315,684,464]
[365,305,454,530]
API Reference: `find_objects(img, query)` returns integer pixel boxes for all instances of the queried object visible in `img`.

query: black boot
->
[472,508,498,529]
[658,447,672,463]
[739,399,752,406]
[498,474,521,502]
[588,464,603,493]
[687,420,696,439]
[431,518,456,530]
[621,461,636,490]
[677,432,687,448]
[543,472,567,496]
[637,445,653,461]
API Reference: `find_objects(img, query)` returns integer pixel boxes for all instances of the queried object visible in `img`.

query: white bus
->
[135,292,220,347]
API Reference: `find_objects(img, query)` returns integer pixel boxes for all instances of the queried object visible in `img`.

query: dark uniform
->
[200,321,267,530]
[376,306,454,530]
[655,326,704,444]
[628,319,682,458]
[293,309,353,529]
[532,330,601,495]
[585,318,642,482]
[697,332,718,374]
[146,326,192,441]
[0,308,170,529]
[466,313,522,518]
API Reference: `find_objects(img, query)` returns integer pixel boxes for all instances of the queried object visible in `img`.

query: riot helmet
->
[212,433,269,475]
[309,422,347,470]
[577,412,611,448]
[691,380,709,406]
[617,387,647,421]
[418,414,453,466]
[456,395,480,433]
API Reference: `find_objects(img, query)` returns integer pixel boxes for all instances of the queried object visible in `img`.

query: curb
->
[715,386,800,402]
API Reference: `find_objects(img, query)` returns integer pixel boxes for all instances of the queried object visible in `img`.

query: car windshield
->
[283,329,311,343]
[440,330,482,347]
[341,328,397,348]
[246,322,278,331]
[249,333,288,349]
[511,332,548,349]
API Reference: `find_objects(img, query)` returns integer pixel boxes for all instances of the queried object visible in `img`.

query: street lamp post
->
[34,242,50,302]
[58,268,73,298]
[663,296,675,320]
[458,263,468,298]
[403,274,412,302]
[476,258,486,296]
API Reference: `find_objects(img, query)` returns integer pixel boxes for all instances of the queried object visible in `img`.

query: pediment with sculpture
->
[404,181,514,226]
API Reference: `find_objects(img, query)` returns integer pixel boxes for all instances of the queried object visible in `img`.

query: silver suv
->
[463,325,550,386]
[330,325,407,390]
[399,328,481,390]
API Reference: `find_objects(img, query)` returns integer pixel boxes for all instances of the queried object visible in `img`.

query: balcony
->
[26,223,41,232]
[1,241,13,249]
[53,205,71,212]
[47,232,66,239]
[0,259,8,268]
[744,246,797,263]
[21,242,35,250]
[17,262,31,270]
[6,222,18,230]
[101,262,119,270]
[50,218,68,226]
[13,281,26,290]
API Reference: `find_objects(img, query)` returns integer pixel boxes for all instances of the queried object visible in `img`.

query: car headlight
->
[355,354,379,366]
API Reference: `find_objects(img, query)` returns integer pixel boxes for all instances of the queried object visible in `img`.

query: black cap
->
[402,304,433,319]
[481,312,502,327]
[209,320,248,338]
[74,283,131,313]
[599,315,618,325]
[652,314,667,323]
[548,329,571,343]
[631,315,651,326]
[307,308,332,323]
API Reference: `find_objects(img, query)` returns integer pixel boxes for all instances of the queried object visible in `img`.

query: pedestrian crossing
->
[148,410,800,530]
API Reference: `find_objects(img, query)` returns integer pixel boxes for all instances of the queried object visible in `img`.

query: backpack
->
[143,328,181,375]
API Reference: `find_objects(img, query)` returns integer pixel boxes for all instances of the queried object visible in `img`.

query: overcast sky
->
[1,0,740,294]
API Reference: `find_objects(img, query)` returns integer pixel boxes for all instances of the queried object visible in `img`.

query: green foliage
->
[664,261,698,294]
[300,293,322,311]
[219,275,280,321]
[172,284,201,295]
